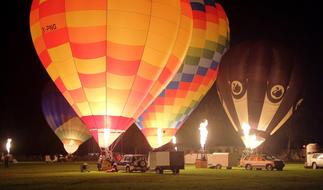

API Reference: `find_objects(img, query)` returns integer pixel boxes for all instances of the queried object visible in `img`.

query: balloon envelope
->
[30,0,193,148]
[41,83,92,154]
[136,1,230,148]
[216,41,304,149]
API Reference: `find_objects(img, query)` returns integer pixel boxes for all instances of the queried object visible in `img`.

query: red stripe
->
[107,57,140,76]
[131,76,154,95]
[39,51,52,68]
[165,89,177,98]
[44,28,69,48]
[39,0,65,18]
[192,11,206,20]
[193,19,206,29]
[179,81,190,90]
[205,5,217,14]
[157,69,171,85]
[70,41,106,59]
[54,78,67,92]
[82,115,132,131]
[30,0,39,12]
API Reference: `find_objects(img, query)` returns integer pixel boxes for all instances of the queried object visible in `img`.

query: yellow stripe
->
[107,27,148,46]
[84,87,106,102]
[46,63,59,81]
[190,29,206,48]
[106,73,135,90]
[30,22,42,40]
[76,102,92,116]
[75,57,106,74]
[48,43,73,62]
[88,101,106,115]
[108,0,151,15]
[66,10,106,27]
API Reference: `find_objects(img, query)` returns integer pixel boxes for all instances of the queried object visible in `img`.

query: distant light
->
[172,136,177,151]
[6,138,12,154]
[199,119,208,150]
[172,136,176,145]
[157,128,163,147]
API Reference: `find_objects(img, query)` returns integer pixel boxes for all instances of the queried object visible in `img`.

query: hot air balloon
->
[30,0,193,148]
[216,41,304,149]
[41,83,92,154]
[136,0,230,149]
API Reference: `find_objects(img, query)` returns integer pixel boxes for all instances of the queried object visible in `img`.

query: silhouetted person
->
[4,155,9,168]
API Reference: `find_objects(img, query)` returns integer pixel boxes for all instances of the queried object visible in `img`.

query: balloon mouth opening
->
[62,139,82,154]
[241,135,265,150]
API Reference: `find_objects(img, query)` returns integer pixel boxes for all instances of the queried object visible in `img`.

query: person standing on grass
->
[4,154,9,168]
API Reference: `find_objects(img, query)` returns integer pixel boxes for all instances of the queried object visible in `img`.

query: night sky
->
[2,1,323,155]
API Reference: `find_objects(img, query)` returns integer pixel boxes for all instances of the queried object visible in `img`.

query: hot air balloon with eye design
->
[30,0,193,149]
[42,83,92,154]
[136,0,230,149]
[216,41,304,149]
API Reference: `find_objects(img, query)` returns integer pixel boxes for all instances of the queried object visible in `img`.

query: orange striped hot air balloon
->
[136,0,230,149]
[30,0,193,149]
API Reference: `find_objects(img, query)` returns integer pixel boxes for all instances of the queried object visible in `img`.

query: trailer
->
[148,151,184,174]
[208,152,240,169]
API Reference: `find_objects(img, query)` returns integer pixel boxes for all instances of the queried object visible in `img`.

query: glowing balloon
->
[30,0,193,148]
[216,41,304,149]
[41,83,92,154]
[136,1,230,148]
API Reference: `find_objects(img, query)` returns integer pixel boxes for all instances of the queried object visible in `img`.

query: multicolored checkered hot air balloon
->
[136,0,230,149]
[41,83,92,154]
[216,41,304,149]
[30,0,193,148]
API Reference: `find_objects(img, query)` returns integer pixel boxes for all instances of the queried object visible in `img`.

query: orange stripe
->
[29,8,39,25]
[107,41,144,61]
[69,88,87,103]
[68,26,106,43]
[180,0,193,18]
[33,37,46,56]
[79,72,106,88]
[65,0,107,11]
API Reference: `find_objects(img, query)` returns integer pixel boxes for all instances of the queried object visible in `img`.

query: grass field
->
[1,162,322,190]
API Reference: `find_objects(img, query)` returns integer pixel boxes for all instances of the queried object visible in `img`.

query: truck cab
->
[114,154,148,172]
[305,153,323,169]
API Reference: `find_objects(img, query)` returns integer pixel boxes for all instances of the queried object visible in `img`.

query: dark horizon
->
[2,0,323,156]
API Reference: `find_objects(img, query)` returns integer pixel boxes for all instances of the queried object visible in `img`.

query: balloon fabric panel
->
[136,1,230,149]
[216,41,304,149]
[41,83,91,154]
[30,0,193,148]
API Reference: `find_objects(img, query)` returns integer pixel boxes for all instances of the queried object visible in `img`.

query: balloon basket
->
[195,150,208,168]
